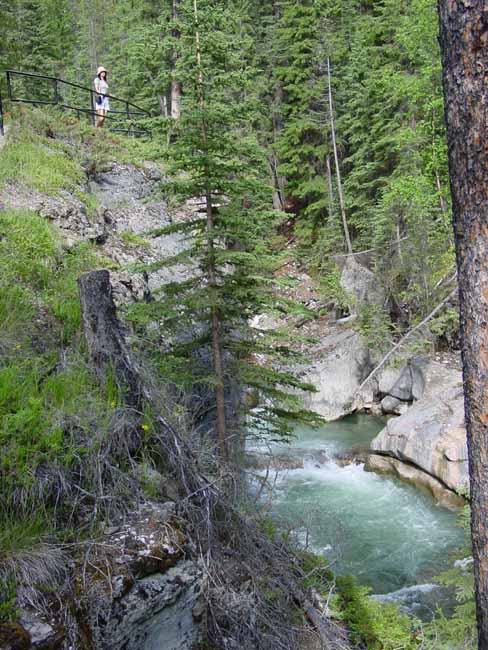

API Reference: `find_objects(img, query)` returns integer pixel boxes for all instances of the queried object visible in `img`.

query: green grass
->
[0,141,83,194]
[121,230,150,250]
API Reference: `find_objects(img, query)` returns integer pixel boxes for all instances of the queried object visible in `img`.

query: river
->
[250,413,464,618]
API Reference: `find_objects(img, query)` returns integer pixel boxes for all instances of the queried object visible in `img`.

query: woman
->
[94,66,109,128]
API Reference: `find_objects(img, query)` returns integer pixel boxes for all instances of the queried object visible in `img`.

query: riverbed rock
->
[302,329,373,420]
[370,361,468,494]
[380,395,409,416]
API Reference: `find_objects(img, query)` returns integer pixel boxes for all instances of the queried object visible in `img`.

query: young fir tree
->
[130,0,317,457]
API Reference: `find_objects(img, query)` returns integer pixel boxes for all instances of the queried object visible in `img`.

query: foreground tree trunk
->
[438,3,488,647]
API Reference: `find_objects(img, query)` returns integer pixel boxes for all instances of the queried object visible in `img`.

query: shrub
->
[336,575,419,650]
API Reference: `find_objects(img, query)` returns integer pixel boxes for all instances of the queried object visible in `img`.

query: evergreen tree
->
[130,0,316,456]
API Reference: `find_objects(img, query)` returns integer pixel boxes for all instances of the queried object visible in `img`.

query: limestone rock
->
[338,256,384,312]
[380,395,409,416]
[371,361,467,493]
[302,329,372,420]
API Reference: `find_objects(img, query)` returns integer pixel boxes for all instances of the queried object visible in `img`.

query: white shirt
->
[94,77,108,95]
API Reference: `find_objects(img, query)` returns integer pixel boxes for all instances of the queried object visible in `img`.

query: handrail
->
[0,69,151,137]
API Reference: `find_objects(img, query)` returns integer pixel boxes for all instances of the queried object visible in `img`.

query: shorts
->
[97,96,110,112]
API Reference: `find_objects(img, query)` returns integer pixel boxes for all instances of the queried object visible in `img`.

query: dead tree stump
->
[78,270,142,411]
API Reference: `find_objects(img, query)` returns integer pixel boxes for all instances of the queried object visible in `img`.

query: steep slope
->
[0,108,356,650]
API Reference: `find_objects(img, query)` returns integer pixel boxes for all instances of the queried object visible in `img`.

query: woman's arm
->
[94,78,100,94]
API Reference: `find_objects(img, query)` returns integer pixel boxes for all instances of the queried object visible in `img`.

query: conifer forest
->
[0,1,487,649]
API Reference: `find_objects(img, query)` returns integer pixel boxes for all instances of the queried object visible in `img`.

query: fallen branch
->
[357,287,458,393]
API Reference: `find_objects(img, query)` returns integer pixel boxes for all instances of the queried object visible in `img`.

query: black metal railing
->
[0,70,151,137]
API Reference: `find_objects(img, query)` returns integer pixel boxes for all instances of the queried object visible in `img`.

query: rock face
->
[365,454,465,509]
[302,329,373,420]
[75,503,204,650]
[2,162,191,305]
[370,361,468,494]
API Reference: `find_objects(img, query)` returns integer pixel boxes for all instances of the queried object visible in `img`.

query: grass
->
[121,230,151,250]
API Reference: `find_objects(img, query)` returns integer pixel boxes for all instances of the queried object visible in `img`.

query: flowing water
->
[250,413,464,618]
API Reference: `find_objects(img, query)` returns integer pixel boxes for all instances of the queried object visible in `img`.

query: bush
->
[336,575,419,650]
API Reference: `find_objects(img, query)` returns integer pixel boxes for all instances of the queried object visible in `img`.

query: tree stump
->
[78,270,142,411]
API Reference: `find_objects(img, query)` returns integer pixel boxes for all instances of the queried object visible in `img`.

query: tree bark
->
[438,3,488,647]
[327,58,353,255]
[171,0,182,120]
[78,270,142,412]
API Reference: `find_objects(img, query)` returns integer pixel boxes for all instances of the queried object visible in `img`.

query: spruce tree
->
[130,0,317,456]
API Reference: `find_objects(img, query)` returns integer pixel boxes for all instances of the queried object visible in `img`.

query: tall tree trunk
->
[171,0,182,120]
[193,0,227,457]
[327,58,353,255]
[438,3,488,647]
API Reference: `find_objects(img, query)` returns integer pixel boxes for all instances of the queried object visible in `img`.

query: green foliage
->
[357,303,394,352]
[424,505,476,649]
[0,209,97,343]
[120,230,150,250]
[0,140,83,195]
[429,307,460,349]
[336,575,419,650]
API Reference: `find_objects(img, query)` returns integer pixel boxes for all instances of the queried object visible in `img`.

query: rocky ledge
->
[368,357,468,506]
[0,503,204,650]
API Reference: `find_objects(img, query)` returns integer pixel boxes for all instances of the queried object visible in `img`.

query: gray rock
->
[378,367,401,395]
[371,361,467,493]
[90,562,203,650]
[388,357,428,402]
[77,503,204,650]
[338,256,385,312]
[302,329,372,420]
[19,611,62,649]
[380,395,409,416]
[365,454,465,509]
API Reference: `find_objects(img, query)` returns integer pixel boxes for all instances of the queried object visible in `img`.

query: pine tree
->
[130,0,317,456]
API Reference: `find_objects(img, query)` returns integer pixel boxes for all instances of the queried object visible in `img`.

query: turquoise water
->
[252,414,464,601]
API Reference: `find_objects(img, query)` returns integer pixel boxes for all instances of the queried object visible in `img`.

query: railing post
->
[54,79,60,105]
[0,85,4,136]
[90,90,96,127]
[126,101,132,136]
[6,71,12,100]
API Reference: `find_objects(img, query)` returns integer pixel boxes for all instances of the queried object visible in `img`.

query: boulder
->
[380,395,409,416]
[370,361,468,494]
[378,367,401,395]
[387,357,428,402]
[302,329,372,420]
[338,256,384,312]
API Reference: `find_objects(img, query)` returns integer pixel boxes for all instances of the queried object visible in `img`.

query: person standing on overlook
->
[94,66,109,128]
